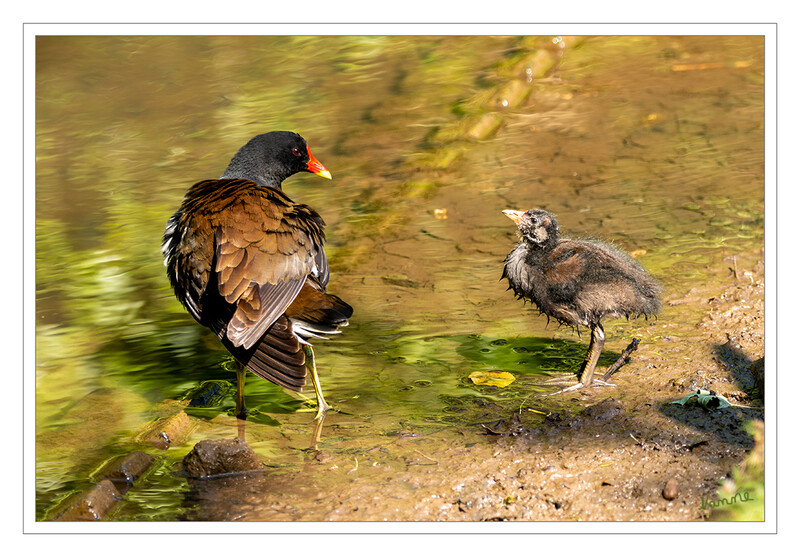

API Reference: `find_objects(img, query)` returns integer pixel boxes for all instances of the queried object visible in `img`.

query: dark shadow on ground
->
[660,402,763,451]
[714,340,764,399]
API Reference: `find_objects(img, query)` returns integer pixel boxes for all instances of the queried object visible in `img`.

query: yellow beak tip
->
[502,209,524,223]
[318,170,332,180]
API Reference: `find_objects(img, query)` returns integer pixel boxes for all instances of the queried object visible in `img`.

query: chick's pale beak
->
[306,147,332,180]
[502,209,526,224]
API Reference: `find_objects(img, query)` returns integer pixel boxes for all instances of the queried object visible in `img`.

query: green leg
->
[309,413,326,449]
[538,324,616,396]
[579,324,605,386]
[234,360,248,420]
[303,345,330,420]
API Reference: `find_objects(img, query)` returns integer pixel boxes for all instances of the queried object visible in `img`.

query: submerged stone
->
[95,451,156,492]
[97,451,155,482]
[584,398,625,421]
[50,480,120,521]
[138,411,196,450]
[185,380,232,407]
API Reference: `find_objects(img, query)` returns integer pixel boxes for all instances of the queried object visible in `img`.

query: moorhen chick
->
[502,208,660,392]
[162,131,352,420]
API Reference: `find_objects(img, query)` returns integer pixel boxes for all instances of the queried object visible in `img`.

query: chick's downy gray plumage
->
[502,208,660,389]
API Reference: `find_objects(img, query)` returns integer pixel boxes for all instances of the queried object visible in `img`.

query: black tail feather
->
[222,315,307,392]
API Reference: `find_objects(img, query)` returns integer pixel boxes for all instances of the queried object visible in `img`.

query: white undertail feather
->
[290,318,348,344]
[162,215,179,265]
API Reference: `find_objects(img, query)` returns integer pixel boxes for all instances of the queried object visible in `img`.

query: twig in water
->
[413,448,439,465]
[480,422,504,435]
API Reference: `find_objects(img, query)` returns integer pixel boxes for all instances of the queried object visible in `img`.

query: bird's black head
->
[220,131,332,189]
[503,208,559,248]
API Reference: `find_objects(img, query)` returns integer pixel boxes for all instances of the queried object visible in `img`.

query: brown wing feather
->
[286,279,353,325]
[166,179,326,346]
[164,179,332,389]
[210,187,325,349]
[222,315,307,391]
[226,279,306,348]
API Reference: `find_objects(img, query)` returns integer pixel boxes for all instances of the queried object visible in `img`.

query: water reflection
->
[35,35,764,520]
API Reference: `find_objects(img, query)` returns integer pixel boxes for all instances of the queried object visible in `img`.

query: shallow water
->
[35,35,764,520]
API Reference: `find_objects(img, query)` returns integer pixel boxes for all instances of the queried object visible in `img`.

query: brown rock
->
[138,411,196,450]
[182,438,264,478]
[662,477,680,500]
[50,480,120,521]
[96,451,155,486]
[584,398,625,421]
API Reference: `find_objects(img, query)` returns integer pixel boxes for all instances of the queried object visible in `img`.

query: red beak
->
[502,209,526,224]
[306,147,332,180]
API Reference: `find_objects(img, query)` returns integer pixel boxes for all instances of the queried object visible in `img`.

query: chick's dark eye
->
[291,147,302,157]
[530,217,538,224]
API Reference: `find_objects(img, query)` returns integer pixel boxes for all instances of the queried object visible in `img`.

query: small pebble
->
[662,477,680,500]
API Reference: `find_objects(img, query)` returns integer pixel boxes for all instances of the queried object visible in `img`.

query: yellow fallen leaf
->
[469,370,516,388]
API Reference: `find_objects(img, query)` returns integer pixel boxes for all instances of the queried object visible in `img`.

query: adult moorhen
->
[162,131,352,419]
[502,208,660,392]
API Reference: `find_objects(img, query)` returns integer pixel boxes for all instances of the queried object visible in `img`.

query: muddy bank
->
[181,247,764,522]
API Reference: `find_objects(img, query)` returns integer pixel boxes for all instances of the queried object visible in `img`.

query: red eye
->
[291,147,302,157]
